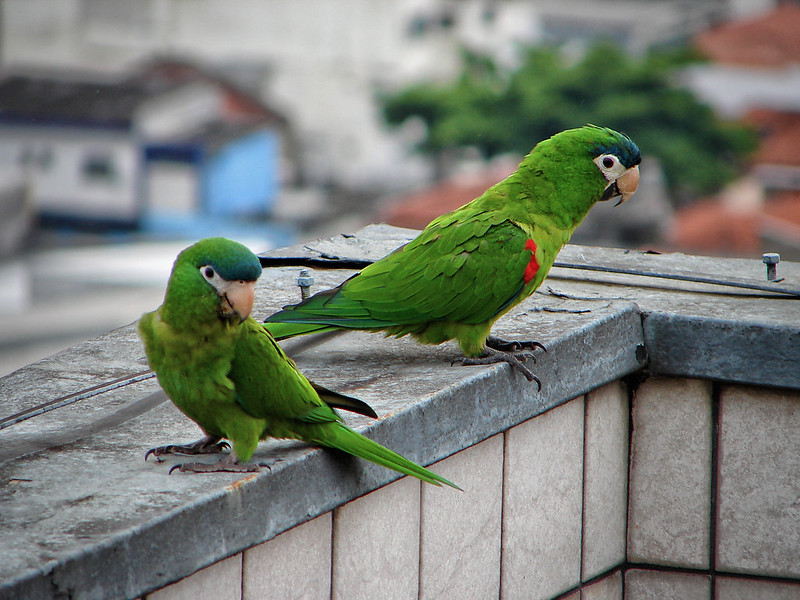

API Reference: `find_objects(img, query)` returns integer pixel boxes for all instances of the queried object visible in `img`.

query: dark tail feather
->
[313,383,378,419]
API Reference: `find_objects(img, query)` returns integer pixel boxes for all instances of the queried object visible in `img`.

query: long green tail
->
[264,286,389,340]
[312,422,460,489]
[263,320,339,341]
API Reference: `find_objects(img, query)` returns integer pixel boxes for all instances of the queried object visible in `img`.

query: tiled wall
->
[628,380,800,599]
[146,378,800,600]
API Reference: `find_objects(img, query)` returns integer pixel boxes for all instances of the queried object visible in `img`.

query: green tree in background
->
[382,43,756,204]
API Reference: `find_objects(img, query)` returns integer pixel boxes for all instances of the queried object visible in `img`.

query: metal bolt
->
[762,253,780,281]
[296,269,314,300]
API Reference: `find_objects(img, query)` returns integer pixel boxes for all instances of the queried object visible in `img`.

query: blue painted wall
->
[204,128,279,217]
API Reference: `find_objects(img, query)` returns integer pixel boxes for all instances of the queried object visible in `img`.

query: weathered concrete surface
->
[1,224,798,600]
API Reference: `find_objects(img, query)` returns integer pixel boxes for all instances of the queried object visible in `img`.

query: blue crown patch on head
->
[592,127,641,169]
[192,238,262,282]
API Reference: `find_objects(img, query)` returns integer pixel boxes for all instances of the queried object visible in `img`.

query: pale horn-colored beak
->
[219,280,257,322]
[614,164,640,206]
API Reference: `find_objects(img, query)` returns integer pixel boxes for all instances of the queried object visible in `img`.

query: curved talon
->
[456,347,543,390]
[144,436,229,463]
[486,336,548,354]
[144,448,163,463]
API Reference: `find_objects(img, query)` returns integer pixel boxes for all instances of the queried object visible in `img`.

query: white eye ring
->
[594,153,626,181]
[200,265,217,282]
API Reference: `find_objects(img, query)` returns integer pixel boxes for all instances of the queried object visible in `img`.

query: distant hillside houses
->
[0,0,732,196]
[670,3,800,259]
[0,60,291,229]
[684,2,800,191]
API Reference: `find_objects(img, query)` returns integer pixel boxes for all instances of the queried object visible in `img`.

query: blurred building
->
[0,59,290,230]
[673,2,800,259]
[0,168,32,257]
[1,0,733,195]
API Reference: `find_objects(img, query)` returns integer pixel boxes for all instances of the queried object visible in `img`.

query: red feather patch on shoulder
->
[524,239,539,284]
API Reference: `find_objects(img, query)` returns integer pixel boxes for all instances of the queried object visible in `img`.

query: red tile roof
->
[667,198,761,255]
[745,109,800,167]
[695,3,800,67]
[764,190,800,226]
[378,165,516,230]
[668,190,800,256]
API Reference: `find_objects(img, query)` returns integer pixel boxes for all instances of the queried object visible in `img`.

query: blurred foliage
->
[382,43,757,203]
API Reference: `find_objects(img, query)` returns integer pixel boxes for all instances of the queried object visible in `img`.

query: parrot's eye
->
[594,153,626,181]
[200,266,217,282]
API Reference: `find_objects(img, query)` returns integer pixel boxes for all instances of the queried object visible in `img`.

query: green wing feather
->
[265,208,532,335]
[229,320,458,488]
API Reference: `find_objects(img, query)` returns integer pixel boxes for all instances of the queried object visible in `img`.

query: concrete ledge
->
[644,313,800,389]
[1,224,798,600]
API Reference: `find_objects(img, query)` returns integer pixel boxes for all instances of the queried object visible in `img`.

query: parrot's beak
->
[600,164,641,206]
[613,165,640,206]
[218,280,257,322]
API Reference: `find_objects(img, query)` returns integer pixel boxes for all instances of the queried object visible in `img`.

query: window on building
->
[82,153,117,182]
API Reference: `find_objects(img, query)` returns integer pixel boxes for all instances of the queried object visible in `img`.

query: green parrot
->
[264,125,641,385]
[138,237,457,487]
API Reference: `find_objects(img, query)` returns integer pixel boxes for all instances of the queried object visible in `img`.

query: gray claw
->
[486,335,547,354]
[456,347,542,390]
[145,435,230,462]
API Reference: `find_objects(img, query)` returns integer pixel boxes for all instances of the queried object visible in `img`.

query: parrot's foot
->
[145,435,230,463]
[169,453,268,474]
[486,335,548,354]
[456,347,542,389]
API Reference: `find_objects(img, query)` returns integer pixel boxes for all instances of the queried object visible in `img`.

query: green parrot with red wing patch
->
[264,125,641,386]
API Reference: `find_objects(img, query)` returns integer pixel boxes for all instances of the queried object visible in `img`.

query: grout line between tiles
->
[498,430,509,600]
[417,476,424,600]
[329,510,336,600]
[709,382,721,600]
[580,392,589,586]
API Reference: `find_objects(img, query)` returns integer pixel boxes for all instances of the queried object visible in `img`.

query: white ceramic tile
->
[149,554,242,600]
[628,377,712,568]
[717,385,800,578]
[243,513,331,600]
[716,576,800,600]
[332,477,420,600]
[501,397,584,600]
[582,570,622,600]
[624,569,710,600]
[583,380,629,580]
[420,434,503,600]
